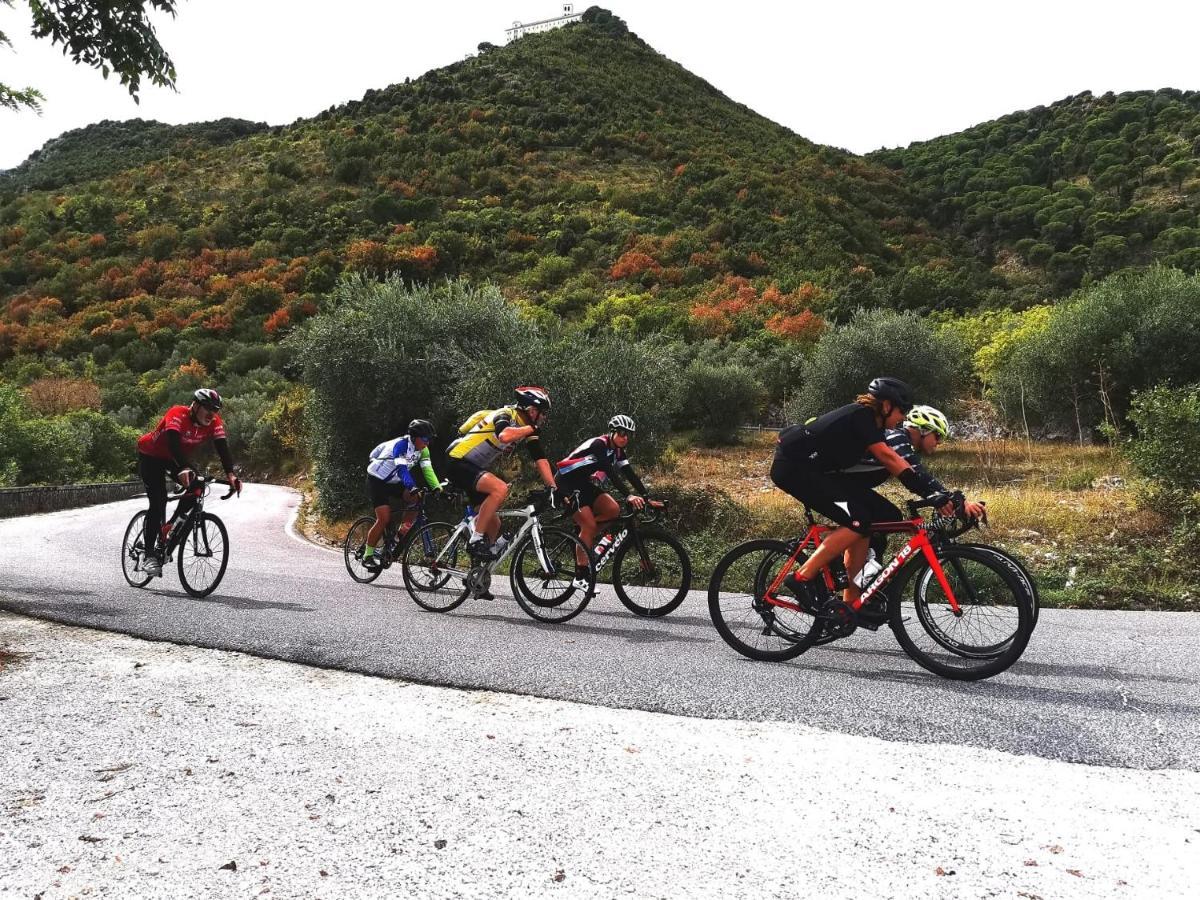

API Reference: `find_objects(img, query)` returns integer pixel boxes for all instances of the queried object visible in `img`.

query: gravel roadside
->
[1,611,1197,899]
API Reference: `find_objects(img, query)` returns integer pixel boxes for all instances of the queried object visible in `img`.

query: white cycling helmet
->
[608,414,636,434]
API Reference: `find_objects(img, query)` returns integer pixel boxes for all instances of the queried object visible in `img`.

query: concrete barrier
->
[0,481,143,518]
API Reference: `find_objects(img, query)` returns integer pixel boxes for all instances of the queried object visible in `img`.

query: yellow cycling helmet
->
[904,405,949,440]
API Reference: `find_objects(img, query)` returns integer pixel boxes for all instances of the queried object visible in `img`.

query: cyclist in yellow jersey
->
[445,386,556,557]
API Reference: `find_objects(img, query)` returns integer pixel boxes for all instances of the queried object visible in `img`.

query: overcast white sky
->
[2,0,1199,170]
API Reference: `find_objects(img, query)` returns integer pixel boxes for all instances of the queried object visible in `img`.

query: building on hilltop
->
[505,4,582,42]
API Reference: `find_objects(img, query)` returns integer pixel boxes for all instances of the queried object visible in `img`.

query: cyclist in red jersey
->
[136,388,242,577]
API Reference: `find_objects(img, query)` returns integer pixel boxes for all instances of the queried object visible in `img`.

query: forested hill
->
[3,6,1200,382]
[873,89,1200,299]
[1,118,268,193]
[0,6,990,368]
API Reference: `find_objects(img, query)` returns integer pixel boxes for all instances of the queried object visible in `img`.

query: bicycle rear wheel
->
[510,527,594,623]
[889,545,1032,680]
[612,527,692,617]
[177,513,229,598]
[401,521,469,612]
[343,516,382,584]
[708,540,821,662]
[121,511,153,588]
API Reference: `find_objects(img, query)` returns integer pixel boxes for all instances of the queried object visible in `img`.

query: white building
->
[505,4,583,42]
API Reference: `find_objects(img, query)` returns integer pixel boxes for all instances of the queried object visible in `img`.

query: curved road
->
[2,484,1197,770]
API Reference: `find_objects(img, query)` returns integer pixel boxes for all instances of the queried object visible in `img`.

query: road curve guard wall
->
[0,481,143,518]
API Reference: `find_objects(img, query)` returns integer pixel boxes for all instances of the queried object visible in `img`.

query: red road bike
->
[707,495,1033,680]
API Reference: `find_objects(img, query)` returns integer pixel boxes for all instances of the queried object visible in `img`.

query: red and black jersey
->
[137,405,227,463]
[555,434,646,494]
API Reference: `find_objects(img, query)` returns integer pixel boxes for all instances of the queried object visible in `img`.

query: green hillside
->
[2,9,1200,465]
[874,89,1200,300]
[0,6,990,377]
[0,117,268,192]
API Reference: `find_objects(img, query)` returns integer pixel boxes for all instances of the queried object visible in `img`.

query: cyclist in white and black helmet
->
[555,414,649,586]
[135,388,242,577]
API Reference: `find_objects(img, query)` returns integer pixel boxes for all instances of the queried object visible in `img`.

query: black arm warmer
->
[166,430,188,469]
[897,463,946,498]
[214,437,235,474]
[524,435,546,462]
[622,464,648,496]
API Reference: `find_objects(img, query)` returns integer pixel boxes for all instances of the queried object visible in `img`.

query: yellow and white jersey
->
[446,406,544,469]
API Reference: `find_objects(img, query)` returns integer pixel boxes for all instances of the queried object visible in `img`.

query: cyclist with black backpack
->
[770,378,980,615]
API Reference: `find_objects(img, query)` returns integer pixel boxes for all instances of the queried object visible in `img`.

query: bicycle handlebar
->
[167,474,237,502]
[907,490,983,536]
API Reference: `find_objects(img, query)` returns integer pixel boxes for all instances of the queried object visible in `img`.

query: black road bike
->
[343,486,443,584]
[558,497,692,617]
[122,474,237,597]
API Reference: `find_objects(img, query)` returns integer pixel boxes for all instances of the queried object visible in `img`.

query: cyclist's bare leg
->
[366,504,391,548]
[399,489,420,534]
[473,473,509,541]
[572,506,597,567]
[795,526,861,580]
[842,536,870,605]
[593,492,620,529]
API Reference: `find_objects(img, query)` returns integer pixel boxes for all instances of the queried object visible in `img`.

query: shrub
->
[294,277,529,516]
[25,376,102,415]
[991,266,1200,436]
[674,361,762,445]
[1126,383,1200,489]
[786,308,967,422]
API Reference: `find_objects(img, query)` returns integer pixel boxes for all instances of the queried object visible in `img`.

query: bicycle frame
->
[590,501,663,573]
[430,500,556,577]
[761,517,963,616]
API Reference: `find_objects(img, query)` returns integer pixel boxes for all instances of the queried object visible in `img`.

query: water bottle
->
[854,550,882,589]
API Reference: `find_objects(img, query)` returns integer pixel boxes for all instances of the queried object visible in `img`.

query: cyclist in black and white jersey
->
[837,405,984,565]
[555,414,648,587]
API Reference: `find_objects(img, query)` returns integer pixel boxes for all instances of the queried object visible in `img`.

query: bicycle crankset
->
[464,567,494,600]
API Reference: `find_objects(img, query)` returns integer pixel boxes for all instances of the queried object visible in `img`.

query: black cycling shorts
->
[444,456,489,506]
[367,474,409,509]
[770,457,901,536]
[556,476,605,512]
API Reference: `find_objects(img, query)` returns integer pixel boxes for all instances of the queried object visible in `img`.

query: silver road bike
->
[401,489,597,623]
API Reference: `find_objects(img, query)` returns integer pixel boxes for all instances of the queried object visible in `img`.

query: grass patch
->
[649,434,1197,611]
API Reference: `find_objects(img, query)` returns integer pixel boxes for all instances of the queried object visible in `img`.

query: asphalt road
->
[2,484,1197,770]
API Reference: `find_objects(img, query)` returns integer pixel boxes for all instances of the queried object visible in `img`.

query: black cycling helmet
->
[193,388,223,411]
[408,418,436,440]
[867,376,913,413]
[514,385,551,413]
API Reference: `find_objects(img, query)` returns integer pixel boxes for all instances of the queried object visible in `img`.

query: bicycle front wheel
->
[612,527,692,617]
[177,513,229,598]
[402,521,470,612]
[889,545,1033,680]
[957,542,1041,626]
[121,511,153,588]
[708,540,821,662]
[510,527,594,624]
[343,516,382,584]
